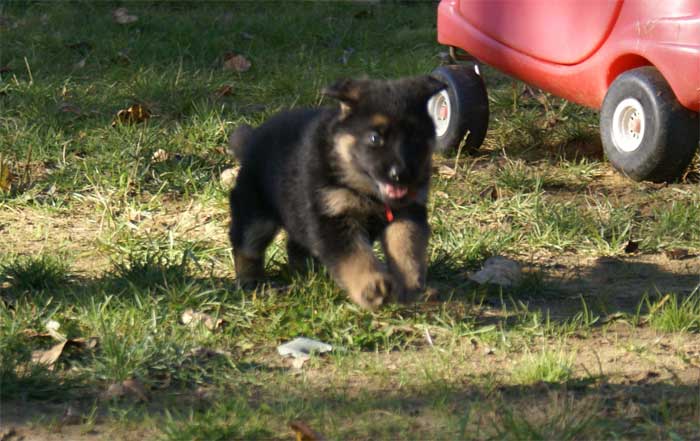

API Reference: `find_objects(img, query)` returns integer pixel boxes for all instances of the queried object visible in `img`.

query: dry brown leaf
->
[290,421,326,441]
[30,334,98,370]
[112,7,138,24]
[59,103,82,115]
[223,53,251,73]
[437,164,456,178]
[31,341,67,369]
[215,84,234,98]
[665,248,691,260]
[0,156,13,193]
[479,185,499,200]
[623,240,639,254]
[102,379,149,402]
[181,308,225,331]
[112,103,151,126]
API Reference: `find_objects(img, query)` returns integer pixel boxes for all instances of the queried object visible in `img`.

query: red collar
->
[384,189,417,222]
[384,204,394,222]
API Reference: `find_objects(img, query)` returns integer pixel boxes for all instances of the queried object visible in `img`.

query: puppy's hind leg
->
[229,187,279,285]
[286,240,318,274]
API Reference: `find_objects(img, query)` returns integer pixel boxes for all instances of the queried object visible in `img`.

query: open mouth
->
[379,182,409,200]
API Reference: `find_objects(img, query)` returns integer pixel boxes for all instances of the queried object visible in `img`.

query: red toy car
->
[428,0,699,182]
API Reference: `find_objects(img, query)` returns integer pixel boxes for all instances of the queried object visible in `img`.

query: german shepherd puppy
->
[229,76,446,310]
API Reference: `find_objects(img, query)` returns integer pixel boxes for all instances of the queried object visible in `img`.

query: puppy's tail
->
[227,123,254,159]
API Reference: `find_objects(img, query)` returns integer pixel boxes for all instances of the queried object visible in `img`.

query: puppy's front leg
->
[321,233,392,311]
[381,206,429,302]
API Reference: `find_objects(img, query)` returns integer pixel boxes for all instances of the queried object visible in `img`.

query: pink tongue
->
[384,183,408,199]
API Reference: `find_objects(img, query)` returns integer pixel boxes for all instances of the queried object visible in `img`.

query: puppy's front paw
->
[351,272,393,311]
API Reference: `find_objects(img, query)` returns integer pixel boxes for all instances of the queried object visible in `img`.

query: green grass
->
[2,1,700,440]
[645,290,700,333]
[1,253,72,292]
[512,347,575,384]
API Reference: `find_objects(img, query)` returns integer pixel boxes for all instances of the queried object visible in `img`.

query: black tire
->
[600,66,699,182]
[429,64,489,154]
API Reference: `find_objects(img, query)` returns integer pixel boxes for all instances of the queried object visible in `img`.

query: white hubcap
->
[611,98,645,153]
[428,90,451,137]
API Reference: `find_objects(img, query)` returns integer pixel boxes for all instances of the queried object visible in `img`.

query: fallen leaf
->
[479,185,499,200]
[623,240,639,254]
[215,84,234,98]
[181,308,225,331]
[223,52,251,73]
[434,190,448,199]
[290,421,326,441]
[0,157,13,192]
[112,7,138,24]
[30,336,99,370]
[665,248,690,260]
[59,103,82,115]
[112,103,151,126]
[74,58,87,69]
[102,378,149,402]
[31,341,67,369]
[437,164,456,178]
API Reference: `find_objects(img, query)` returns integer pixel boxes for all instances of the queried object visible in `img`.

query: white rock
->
[277,337,332,359]
[469,256,522,287]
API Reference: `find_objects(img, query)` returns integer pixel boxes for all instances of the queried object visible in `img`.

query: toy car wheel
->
[429,64,489,154]
[600,66,699,182]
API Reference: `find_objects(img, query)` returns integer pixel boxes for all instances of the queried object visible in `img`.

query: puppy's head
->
[323,76,446,208]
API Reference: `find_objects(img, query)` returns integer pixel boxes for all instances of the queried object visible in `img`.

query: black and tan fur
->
[228,76,445,310]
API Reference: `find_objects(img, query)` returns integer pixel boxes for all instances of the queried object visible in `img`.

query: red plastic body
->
[437,0,700,112]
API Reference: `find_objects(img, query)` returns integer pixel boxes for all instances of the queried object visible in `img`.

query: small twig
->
[424,327,434,347]
[453,129,470,171]
[24,56,33,85]
[647,293,671,317]
[23,144,33,188]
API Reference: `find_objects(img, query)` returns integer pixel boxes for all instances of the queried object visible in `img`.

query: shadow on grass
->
[2,375,698,440]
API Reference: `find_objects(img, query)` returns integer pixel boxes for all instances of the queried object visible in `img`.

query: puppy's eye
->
[368,132,383,147]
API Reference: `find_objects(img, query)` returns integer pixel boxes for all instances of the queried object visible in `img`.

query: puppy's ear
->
[322,78,364,118]
[411,75,448,104]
